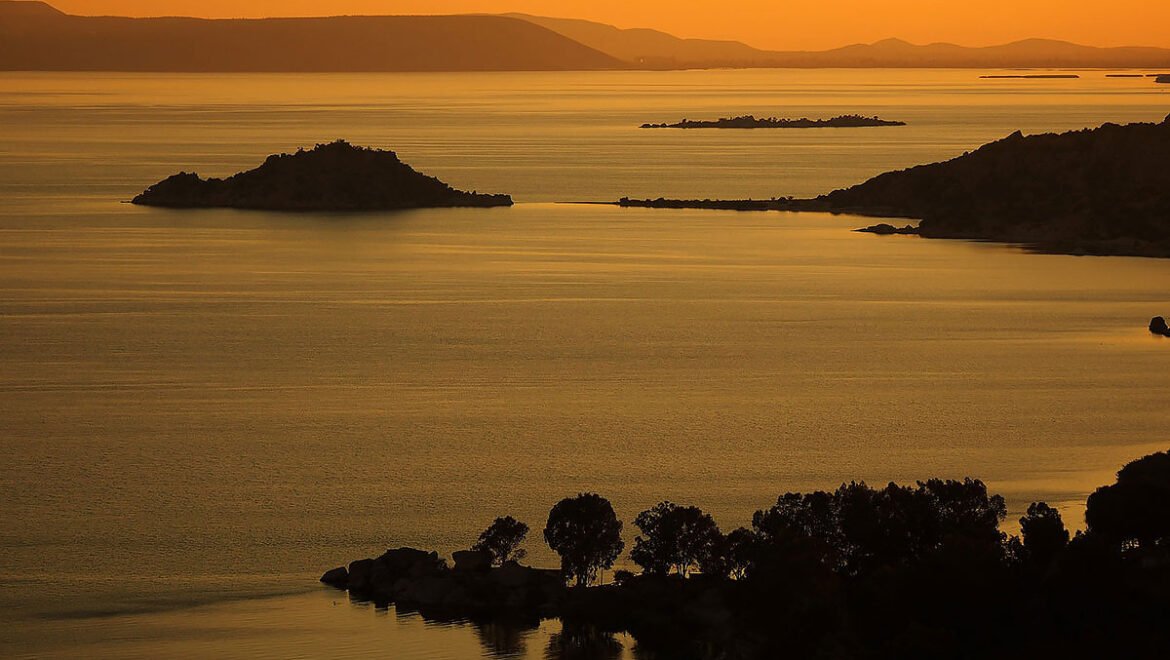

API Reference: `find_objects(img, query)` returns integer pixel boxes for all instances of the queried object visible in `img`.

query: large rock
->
[1151,316,1169,336]
[320,566,349,589]
[347,559,375,593]
[378,547,446,578]
[453,549,493,572]
[492,560,538,588]
[400,575,455,607]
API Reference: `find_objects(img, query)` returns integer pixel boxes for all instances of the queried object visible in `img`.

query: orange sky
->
[48,1,1170,50]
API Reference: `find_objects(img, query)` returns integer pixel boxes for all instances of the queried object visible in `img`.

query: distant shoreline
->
[980,74,1080,79]
[641,114,906,129]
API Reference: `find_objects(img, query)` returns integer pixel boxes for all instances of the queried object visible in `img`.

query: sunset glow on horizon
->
[47,0,1170,50]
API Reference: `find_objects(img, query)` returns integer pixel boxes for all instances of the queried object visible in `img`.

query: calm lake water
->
[1,69,1169,658]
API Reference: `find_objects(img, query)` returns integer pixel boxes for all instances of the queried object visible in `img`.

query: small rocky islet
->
[132,140,512,211]
[640,114,906,129]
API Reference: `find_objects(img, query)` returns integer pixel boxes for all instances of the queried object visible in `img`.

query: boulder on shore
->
[452,549,493,572]
[323,548,566,618]
[320,566,349,588]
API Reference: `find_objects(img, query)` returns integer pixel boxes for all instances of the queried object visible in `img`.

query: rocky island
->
[620,115,1170,258]
[979,74,1080,79]
[640,114,906,129]
[322,451,1170,659]
[132,141,513,211]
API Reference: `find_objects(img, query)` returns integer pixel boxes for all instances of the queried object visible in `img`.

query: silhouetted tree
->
[631,501,722,577]
[1086,449,1170,551]
[472,516,530,566]
[544,493,624,587]
[1019,502,1069,568]
[748,478,1008,578]
[700,526,756,579]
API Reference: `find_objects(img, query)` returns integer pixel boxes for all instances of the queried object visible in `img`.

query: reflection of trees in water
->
[474,620,532,659]
[544,624,624,660]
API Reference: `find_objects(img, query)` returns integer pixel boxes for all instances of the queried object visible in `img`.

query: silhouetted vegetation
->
[630,502,722,577]
[473,516,531,566]
[640,114,905,129]
[544,493,625,587]
[132,141,513,211]
[1018,501,1070,569]
[1086,449,1170,550]
[325,449,1170,658]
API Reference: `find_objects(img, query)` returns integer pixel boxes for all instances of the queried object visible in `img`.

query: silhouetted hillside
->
[819,116,1170,255]
[505,13,772,69]
[132,141,512,211]
[512,14,1170,69]
[809,37,1170,68]
[620,117,1170,257]
[0,2,622,72]
[4,3,1168,71]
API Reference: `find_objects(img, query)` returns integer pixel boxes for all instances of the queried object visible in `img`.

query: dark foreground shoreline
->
[617,115,1170,259]
[323,449,1170,659]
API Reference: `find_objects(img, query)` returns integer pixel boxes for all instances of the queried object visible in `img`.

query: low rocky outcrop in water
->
[856,223,920,235]
[1150,317,1170,336]
[132,141,513,211]
[640,114,905,129]
[320,547,564,619]
[619,116,1170,258]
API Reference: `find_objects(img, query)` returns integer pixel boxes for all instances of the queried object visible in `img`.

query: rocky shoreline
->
[320,548,563,621]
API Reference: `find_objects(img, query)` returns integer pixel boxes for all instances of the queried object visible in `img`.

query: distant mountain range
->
[3,1,1170,72]
[0,2,621,72]
[514,14,1170,69]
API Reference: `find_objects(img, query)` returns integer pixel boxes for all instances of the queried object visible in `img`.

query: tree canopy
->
[630,502,722,577]
[472,516,530,566]
[544,493,625,587]
[1086,449,1170,550]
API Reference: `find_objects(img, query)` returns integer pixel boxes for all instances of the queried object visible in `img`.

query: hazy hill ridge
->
[3,2,1168,71]
[512,13,1170,69]
[0,1,623,72]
